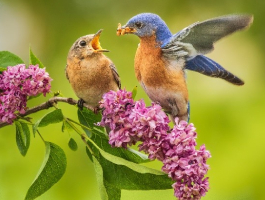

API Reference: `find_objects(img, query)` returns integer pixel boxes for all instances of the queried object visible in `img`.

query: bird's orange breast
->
[134,35,189,119]
[134,35,188,101]
[134,36,164,85]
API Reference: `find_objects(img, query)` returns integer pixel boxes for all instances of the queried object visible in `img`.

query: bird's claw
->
[77,98,85,110]
[93,106,101,114]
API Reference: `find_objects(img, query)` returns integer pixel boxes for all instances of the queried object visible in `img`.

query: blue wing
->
[186,55,244,85]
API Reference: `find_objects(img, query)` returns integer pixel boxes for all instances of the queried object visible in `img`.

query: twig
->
[0,97,94,128]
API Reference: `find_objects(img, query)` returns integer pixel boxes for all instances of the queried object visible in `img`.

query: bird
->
[66,29,121,111]
[117,13,253,122]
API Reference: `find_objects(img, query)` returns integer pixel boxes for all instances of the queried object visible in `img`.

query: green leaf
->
[78,108,103,137]
[29,48,44,68]
[91,131,149,164]
[88,138,172,200]
[15,121,30,156]
[93,156,121,200]
[25,142,67,200]
[0,51,24,71]
[62,119,75,134]
[93,156,109,200]
[33,109,64,135]
[94,147,174,190]
[127,148,149,161]
[104,181,121,200]
[68,138,78,151]
[132,86,138,100]
[86,146,93,162]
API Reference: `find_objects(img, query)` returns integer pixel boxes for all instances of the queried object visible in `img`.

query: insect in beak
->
[116,23,137,36]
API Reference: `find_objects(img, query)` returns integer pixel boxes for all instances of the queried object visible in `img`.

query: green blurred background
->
[0,0,264,199]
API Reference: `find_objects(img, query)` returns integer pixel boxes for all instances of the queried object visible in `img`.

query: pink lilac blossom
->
[131,100,170,161]
[0,64,52,123]
[98,89,136,148]
[161,118,211,199]
[99,89,211,199]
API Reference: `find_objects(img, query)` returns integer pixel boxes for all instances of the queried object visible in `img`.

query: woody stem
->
[0,97,94,128]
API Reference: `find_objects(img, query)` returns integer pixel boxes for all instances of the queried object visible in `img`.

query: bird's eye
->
[135,22,143,29]
[79,40,87,47]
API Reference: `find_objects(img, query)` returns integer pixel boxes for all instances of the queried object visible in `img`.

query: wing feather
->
[186,55,244,85]
[109,63,121,89]
[161,15,252,84]
[162,15,253,59]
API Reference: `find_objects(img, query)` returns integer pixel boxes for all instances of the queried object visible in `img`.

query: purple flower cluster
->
[0,64,52,123]
[161,118,211,200]
[99,89,211,200]
[131,100,170,161]
[98,90,135,148]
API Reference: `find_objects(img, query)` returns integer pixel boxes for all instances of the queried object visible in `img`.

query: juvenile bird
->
[117,13,253,122]
[66,29,121,111]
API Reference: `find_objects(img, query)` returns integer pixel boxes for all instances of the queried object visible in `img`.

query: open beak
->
[91,29,109,53]
[116,23,136,36]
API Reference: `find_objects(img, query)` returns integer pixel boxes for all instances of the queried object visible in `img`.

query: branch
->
[0,97,95,128]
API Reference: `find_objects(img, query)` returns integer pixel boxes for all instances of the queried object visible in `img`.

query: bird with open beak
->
[66,29,121,111]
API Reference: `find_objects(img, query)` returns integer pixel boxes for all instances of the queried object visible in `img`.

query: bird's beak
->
[116,23,136,36]
[91,29,109,53]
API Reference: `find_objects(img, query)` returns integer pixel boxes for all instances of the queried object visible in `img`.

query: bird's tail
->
[186,55,244,85]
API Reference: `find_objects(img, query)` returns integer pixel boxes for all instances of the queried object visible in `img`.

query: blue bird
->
[117,13,253,122]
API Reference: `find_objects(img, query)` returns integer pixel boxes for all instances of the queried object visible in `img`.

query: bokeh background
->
[0,0,264,199]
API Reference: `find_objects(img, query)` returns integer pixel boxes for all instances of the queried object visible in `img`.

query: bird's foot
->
[77,98,85,110]
[93,106,101,114]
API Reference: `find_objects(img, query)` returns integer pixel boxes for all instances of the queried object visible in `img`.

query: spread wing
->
[110,63,121,89]
[161,15,252,85]
[162,15,253,58]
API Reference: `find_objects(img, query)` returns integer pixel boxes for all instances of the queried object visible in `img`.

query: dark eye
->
[135,22,143,29]
[79,40,86,47]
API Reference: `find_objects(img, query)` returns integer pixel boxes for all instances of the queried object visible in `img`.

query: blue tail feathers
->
[186,55,244,85]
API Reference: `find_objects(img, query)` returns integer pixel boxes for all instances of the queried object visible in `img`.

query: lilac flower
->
[160,118,211,199]
[0,91,27,124]
[99,89,211,199]
[172,177,209,200]
[99,89,136,148]
[131,100,170,160]
[0,64,52,123]
[22,65,52,96]
[129,100,170,139]
[99,89,134,121]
